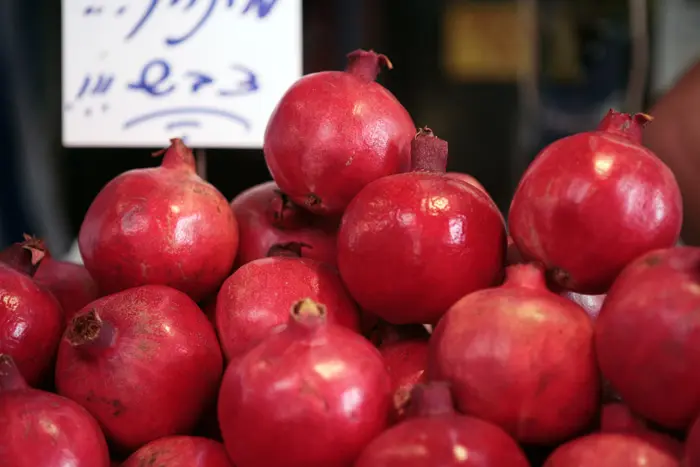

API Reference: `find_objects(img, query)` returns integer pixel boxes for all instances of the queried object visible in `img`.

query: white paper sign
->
[62,0,302,148]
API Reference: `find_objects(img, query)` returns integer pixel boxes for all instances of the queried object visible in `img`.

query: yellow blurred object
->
[442,1,536,82]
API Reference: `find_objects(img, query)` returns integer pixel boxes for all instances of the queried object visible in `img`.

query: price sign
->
[62,0,303,148]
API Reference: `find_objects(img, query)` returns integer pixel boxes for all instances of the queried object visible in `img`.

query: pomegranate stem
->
[267,190,308,229]
[406,382,455,418]
[152,138,196,171]
[411,127,449,173]
[504,263,548,290]
[346,49,393,83]
[0,354,29,391]
[597,109,653,143]
[67,310,117,357]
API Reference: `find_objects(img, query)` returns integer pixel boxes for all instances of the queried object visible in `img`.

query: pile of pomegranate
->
[2,50,698,467]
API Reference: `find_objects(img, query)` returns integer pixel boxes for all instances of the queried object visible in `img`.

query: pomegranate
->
[600,403,684,459]
[596,246,700,430]
[370,321,431,347]
[121,436,233,467]
[429,263,600,444]
[78,138,238,302]
[218,298,391,467]
[55,285,223,452]
[264,49,416,216]
[215,245,360,361]
[0,237,64,385]
[21,235,99,322]
[355,382,530,466]
[509,109,682,294]
[338,128,506,324]
[445,171,488,194]
[686,415,700,467]
[231,181,339,267]
[0,354,110,467]
[543,433,679,467]
[376,325,430,423]
[506,235,525,265]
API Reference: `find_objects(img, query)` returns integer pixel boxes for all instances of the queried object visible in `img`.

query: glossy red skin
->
[55,285,223,452]
[34,257,99,322]
[264,70,416,216]
[686,415,700,467]
[121,436,233,467]
[231,181,339,267]
[380,339,429,424]
[506,235,525,265]
[429,265,600,444]
[215,256,360,361]
[78,161,238,302]
[355,413,529,467]
[600,403,683,459]
[338,172,506,324]
[509,118,682,294]
[445,171,488,194]
[0,264,64,386]
[0,387,110,467]
[218,315,391,467]
[595,247,700,430]
[543,434,680,467]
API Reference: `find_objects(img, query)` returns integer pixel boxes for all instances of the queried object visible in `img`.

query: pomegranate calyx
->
[405,382,455,418]
[67,310,117,355]
[266,242,311,258]
[268,190,309,229]
[290,298,328,328]
[504,263,548,290]
[152,138,196,172]
[0,234,47,277]
[0,354,28,392]
[410,126,448,173]
[346,49,393,83]
[597,109,653,143]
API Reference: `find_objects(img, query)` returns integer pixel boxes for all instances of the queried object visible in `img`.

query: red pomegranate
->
[338,129,506,324]
[377,325,430,423]
[445,171,488,194]
[686,415,700,467]
[264,49,416,216]
[121,436,233,467]
[600,403,684,459]
[78,138,238,302]
[55,285,223,452]
[429,263,599,444]
[544,433,679,467]
[218,298,391,467]
[596,246,700,430]
[231,181,339,267]
[355,382,530,466]
[0,354,110,467]
[22,235,99,322]
[0,238,64,386]
[215,246,360,361]
[506,235,525,265]
[509,109,682,294]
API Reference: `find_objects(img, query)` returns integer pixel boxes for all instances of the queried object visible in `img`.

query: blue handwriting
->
[125,58,259,98]
[126,0,280,47]
[75,74,115,99]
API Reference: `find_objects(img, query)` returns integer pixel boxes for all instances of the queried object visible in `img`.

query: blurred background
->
[1,0,699,256]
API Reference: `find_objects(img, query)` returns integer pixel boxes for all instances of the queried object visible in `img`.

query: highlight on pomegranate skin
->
[264,49,416,216]
[78,138,239,302]
[509,109,683,294]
